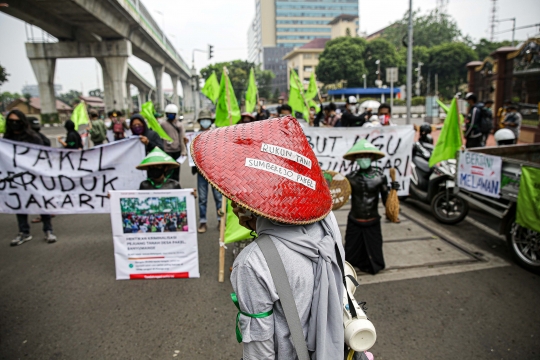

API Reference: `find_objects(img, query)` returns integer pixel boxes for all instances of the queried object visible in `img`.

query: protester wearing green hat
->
[343,139,398,275]
[137,147,181,190]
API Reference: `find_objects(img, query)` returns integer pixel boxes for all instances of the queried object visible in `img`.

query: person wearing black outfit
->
[464,93,484,148]
[341,96,365,127]
[4,109,57,246]
[255,102,270,121]
[28,116,51,146]
[57,119,83,149]
[129,114,164,154]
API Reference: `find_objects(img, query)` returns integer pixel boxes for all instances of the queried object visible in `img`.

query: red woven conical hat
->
[191,116,332,224]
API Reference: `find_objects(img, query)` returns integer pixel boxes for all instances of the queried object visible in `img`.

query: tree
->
[316,37,368,87]
[425,42,476,98]
[23,93,32,113]
[381,9,465,50]
[364,38,403,87]
[200,60,275,102]
[271,87,281,103]
[0,91,21,112]
[0,64,8,86]
[473,38,513,61]
[57,90,82,106]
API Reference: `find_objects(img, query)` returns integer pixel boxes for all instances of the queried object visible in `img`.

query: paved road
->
[0,164,539,360]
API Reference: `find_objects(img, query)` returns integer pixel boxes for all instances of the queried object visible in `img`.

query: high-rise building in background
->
[248,0,359,95]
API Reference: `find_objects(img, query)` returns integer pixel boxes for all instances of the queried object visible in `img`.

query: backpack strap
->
[255,235,311,360]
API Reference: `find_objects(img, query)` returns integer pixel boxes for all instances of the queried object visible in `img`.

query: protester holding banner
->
[191,110,222,233]
[4,109,57,245]
[343,139,398,275]
[129,114,163,154]
[137,147,181,190]
[342,96,365,127]
[378,103,395,127]
[29,116,51,146]
[191,116,344,360]
[57,120,82,150]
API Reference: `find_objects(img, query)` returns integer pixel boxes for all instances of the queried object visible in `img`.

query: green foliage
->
[364,39,403,86]
[0,64,8,85]
[473,38,513,60]
[393,99,406,106]
[411,96,426,106]
[316,37,368,87]
[271,88,281,103]
[200,60,275,101]
[0,91,22,112]
[381,9,464,50]
[57,90,82,106]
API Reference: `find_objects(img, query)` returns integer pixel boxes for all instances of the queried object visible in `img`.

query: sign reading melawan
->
[0,138,146,214]
[302,125,415,196]
[458,151,502,198]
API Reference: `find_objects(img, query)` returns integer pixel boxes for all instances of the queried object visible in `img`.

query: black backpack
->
[479,106,493,134]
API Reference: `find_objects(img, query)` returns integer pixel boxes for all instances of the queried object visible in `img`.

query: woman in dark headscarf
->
[57,119,83,149]
[129,114,164,154]
[4,109,57,245]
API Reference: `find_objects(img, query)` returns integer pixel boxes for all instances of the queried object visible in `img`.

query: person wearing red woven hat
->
[343,140,398,275]
[191,116,345,359]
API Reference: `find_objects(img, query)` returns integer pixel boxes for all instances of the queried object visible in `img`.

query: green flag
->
[0,112,5,134]
[201,71,220,104]
[437,98,464,125]
[224,199,255,244]
[429,97,462,167]
[516,166,540,233]
[288,69,309,121]
[245,68,258,113]
[141,101,173,142]
[71,102,89,131]
[305,72,318,101]
[215,69,241,127]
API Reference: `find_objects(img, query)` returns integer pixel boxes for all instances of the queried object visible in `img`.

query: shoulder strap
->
[255,235,310,360]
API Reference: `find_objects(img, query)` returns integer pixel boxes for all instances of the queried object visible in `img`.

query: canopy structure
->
[327,87,401,96]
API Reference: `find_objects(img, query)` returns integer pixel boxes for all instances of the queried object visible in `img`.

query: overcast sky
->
[0,0,539,96]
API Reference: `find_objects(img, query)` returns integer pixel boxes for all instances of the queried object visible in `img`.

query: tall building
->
[248,0,359,94]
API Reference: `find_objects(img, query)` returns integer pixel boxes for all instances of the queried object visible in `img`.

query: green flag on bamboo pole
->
[0,113,5,133]
[305,72,318,101]
[245,68,258,113]
[215,68,241,128]
[71,102,89,131]
[141,101,173,141]
[288,69,309,121]
[201,71,220,104]
[429,97,463,167]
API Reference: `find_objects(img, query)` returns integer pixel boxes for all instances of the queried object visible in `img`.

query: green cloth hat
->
[136,147,179,170]
[343,139,386,161]
[197,109,214,122]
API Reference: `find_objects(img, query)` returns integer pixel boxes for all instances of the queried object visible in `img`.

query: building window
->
[304,54,312,59]
[304,66,313,73]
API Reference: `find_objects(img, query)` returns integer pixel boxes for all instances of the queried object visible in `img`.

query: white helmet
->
[165,104,179,114]
[348,96,358,104]
[494,128,516,145]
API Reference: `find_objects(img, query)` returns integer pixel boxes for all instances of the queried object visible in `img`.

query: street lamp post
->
[375,59,381,80]
[362,74,366,89]
[406,0,413,125]
[495,18,516,46]
[415,62,424,96]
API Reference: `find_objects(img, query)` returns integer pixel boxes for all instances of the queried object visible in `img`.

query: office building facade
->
[248,0,359,94]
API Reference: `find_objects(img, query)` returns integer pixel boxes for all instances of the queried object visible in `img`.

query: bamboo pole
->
[217,66,233,283]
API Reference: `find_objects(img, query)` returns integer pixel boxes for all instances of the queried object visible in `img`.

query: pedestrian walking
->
[191,116,344,359]
[464,93,484,148]
[129,114,163,154]
[160,104,187,183]
[343,139,399,274]
[57,119,83,150]
[87,110,108,146]
[191,110,222,233]
[4,109,57,245]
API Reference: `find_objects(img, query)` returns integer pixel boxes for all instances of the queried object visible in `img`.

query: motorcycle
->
[408,139,469,224]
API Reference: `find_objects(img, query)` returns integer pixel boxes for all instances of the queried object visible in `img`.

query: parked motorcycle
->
[407,124,469,224]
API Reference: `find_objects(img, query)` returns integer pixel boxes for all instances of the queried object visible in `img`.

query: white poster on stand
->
[110,189,199,280]
[458,151,502,198]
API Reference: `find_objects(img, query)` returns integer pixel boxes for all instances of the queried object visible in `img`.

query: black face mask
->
[8,120,24,132]
[147,167,165,179]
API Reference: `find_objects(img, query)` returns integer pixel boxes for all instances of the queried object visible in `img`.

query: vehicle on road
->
[407,139,469,224]
[455,144,540,273]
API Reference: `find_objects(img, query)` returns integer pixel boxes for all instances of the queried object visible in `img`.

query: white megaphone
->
[343,261,377,352]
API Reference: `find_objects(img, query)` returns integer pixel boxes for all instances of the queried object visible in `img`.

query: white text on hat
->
[261,143,312,169]
[245,158,316,190]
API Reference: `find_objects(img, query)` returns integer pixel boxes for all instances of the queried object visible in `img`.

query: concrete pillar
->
[170,74,179,109]
[97,58,114,112]
[152,65,165,111]
[181,80,193,114]
[28,58,58,123]
[137,93,143,111]
[101,56,129,114]
[126,83,133,113]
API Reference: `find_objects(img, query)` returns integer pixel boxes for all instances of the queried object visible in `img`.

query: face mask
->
[379,114,390,125]
[105,120,112,127]
[200,119,212,129]
[7,120,24,132]
[147,167,165,179]
[166,113,176,121]
[356,158,371,169]
[132,125,144,135]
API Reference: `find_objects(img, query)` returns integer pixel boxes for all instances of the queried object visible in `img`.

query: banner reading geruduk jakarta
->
[0,137,146,214]
[302,125,415,196]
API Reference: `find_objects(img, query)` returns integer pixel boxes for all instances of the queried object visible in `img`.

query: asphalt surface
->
[1,164,539,360]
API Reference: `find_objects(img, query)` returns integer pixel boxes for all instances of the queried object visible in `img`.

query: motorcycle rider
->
[418,123,433,144]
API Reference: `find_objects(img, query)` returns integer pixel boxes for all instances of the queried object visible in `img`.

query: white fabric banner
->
[0,138,146,214]
[109,189,199,280]
[303,125,415,196]
[458,151,502,198]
